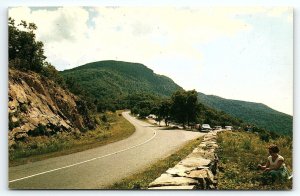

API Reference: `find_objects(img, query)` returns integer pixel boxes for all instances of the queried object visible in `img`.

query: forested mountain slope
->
[198,92,293,136]
[61,60,182,100]
[61,60,292,136]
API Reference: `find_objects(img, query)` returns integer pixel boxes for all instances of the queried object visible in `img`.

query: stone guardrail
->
[148,131,219,190]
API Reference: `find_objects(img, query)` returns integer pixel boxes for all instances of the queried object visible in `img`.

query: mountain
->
[198,92,293,136]
[61,60,292,136]
[8,69,95,148]
[61,60,182,100]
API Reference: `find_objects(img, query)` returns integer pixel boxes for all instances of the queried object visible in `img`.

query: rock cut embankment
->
[8,69,94,147]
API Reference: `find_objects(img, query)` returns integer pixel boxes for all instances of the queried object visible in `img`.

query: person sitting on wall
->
[257,144,290,184]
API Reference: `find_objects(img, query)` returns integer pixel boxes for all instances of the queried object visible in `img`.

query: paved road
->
[9,111,203,189]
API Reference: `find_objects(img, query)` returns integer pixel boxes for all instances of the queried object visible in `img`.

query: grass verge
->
[108,136,203,189]
[217,131,292,190]
[9,110,135,167]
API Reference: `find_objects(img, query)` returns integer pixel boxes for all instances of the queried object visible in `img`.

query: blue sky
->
[8,6,293,115]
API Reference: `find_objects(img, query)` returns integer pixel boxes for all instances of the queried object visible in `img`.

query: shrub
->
[9,119,20,130]
[29,124,47,136]
[260,133,270,142]
[19,103,28,113]
[101,115,108,122]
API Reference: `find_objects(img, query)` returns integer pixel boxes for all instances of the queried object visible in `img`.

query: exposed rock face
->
[148,131,220,190]
[8,69,94,147]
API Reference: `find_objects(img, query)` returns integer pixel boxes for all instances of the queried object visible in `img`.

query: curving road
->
[9,111,203,189]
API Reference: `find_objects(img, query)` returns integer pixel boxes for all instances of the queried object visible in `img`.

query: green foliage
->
[8,109,22,130]
[19,103,28,113]
[9,18,46,72]
[196,102,243,128]
[260,133,270,142]
[245,125,279,142]
[8,17,68,91]
[9,119,20,130]
[126,93,161,118]
[60,60,182,111]
[28,124,48,137]
[150,89,243,128]
[41,62,66,86]
[59,60,282,137]
[242,139,252,150]
[76,99,96,130]
[101,114,108,122]
[126,89,244,129]
[153,99,172,126]
[170,90,199,127]
[217,131,292,190]
[198,92,293,136]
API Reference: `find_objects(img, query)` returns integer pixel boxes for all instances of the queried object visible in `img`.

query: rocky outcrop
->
[148,131,219,190]
[8,69,94,147]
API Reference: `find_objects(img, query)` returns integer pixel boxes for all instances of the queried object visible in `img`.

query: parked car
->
[225,126,233,130]
[147,114,157,119]
[201,124,212,132]
[214,126,222,130]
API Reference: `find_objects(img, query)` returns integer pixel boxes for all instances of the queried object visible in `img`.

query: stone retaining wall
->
[148,131,219,190]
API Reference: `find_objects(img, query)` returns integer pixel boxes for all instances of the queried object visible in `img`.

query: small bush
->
[20,103,28,113]
[260,134,270,142]
[101,115,108,122]
[9,120,20,130]
[29,124,47,136]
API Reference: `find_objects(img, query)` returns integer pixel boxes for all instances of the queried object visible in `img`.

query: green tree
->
[136,100,152,118]
[185,90,199,126]
[124,93,161,118]
[171,90,187,127]
[41,62,66,86]
[170,90,200,127]
[9,17,46,72]
[158,99,172,126]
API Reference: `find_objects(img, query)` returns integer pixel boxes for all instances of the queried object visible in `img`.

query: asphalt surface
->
[9,111,203,189]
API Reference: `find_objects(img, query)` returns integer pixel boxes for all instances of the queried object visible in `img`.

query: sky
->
[8,6,293,115]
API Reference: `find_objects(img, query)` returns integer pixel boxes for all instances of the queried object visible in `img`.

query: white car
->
[225,126,233,130]
[214,126,222,130]
[201,124,212,132]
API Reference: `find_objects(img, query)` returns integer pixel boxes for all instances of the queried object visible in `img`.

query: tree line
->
[128,89,244,129]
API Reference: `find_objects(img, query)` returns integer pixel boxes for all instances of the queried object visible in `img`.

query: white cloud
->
[9,7,89,41]
[8,6,293,114]
[9,7,91,69]
[9,6,253,70]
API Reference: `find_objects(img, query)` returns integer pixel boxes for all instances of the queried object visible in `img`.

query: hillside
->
[198,92,293,136]
[61,60,182,100]
[217,131,292,190]
[61,60,292,136]
[8,69,95,148]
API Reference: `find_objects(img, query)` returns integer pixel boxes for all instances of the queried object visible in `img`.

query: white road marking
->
[9,123,157,183]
